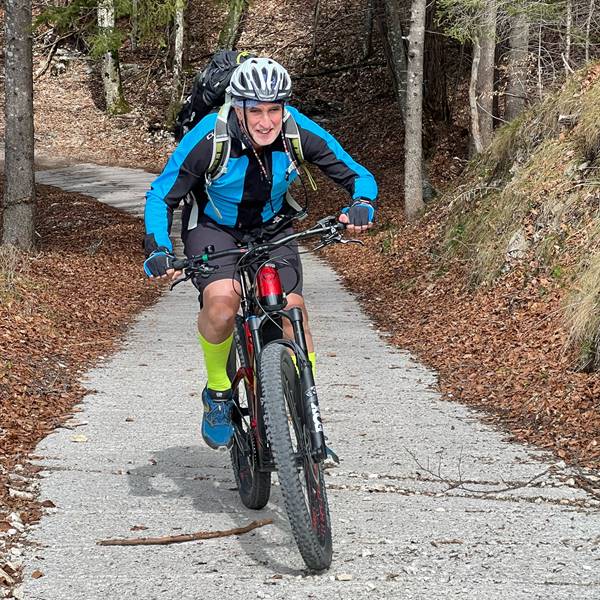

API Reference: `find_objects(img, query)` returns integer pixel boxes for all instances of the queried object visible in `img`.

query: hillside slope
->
[324,63,600,472]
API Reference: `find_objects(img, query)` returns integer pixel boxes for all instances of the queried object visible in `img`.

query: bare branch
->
[405,447,551,495]
[34,38,60,80]
[97,519,273,546]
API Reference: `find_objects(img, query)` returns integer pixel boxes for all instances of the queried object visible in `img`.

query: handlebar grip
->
[171,258,188,271]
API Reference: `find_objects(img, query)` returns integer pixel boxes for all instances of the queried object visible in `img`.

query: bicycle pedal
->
[325,446,340,464]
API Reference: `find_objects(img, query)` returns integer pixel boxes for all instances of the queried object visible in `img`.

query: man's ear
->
[234,106,244,121]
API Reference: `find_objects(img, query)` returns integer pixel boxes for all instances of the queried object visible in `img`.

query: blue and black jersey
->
[144,106,378,252]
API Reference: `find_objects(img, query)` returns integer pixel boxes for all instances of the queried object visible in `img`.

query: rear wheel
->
[259,342,332,571]
[228,325,271,510]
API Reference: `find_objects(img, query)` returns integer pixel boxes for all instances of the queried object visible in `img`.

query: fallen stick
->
[96,518,273,546]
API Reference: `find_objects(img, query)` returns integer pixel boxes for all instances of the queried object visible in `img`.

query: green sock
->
[308,351,316,378]
[198,333,233,392]
[291,351,316,378]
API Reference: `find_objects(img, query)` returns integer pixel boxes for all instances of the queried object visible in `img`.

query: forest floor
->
[1,0,600,589]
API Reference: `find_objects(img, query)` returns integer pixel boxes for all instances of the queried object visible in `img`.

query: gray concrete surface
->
[19,164,600,599]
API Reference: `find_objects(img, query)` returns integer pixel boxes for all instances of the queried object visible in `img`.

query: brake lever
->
[312,231,344,252]
[313,233,365,251]
[170,272,192,290]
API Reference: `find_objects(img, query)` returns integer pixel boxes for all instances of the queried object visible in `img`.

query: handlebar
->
[171,216,348,273]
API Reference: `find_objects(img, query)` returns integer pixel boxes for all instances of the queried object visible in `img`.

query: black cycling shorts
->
[182,218,304,301]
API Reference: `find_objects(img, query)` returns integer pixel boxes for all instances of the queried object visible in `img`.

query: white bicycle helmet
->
[228,57,292,102]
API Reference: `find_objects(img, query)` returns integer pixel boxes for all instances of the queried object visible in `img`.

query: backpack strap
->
[202,100,233,220]
[283,110,317,191]
[206,99,232,183]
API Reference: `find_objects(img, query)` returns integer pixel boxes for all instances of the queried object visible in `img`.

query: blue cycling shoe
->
[201,387,234,449]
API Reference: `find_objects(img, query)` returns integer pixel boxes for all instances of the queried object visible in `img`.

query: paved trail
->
[21,164,600,599]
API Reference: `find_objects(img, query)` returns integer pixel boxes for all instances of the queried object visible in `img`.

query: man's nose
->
[259,112,273,128]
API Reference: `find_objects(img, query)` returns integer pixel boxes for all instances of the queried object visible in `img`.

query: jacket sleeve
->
[287,107,378,204]
[144,114,217,252]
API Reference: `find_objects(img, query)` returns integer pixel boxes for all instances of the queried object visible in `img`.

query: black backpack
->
[173,50,255,141]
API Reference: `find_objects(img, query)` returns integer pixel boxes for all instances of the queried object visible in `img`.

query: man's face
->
[235,102,283,147]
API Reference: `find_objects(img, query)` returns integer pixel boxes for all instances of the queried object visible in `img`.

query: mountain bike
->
[171,216,357,571]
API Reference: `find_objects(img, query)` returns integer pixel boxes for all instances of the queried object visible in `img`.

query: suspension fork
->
[249,310,327,462]
[286,307,327,462]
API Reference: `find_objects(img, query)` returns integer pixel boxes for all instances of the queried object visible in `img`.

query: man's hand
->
[339,199,375,234]
[143,248,182,282]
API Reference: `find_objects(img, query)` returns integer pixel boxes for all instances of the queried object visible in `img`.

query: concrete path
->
[21,165,600,599]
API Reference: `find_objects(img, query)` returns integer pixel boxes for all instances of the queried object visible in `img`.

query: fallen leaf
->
[40,500,56,508]
[31,570,44,579]
[0,567,15,585]
[130,524,148,531]
[70,434,88,443]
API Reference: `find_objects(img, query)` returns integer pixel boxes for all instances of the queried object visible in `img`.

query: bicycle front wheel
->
[259,342,332,571]
[228,325,271,510]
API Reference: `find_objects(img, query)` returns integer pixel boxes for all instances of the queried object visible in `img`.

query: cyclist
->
[143,57,378,450]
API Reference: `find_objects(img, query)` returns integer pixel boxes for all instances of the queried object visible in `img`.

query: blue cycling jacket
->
[144,106,378,252]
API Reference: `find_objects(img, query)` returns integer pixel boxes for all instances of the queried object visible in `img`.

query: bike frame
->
[172,217,353,468]
[231,261,327,470]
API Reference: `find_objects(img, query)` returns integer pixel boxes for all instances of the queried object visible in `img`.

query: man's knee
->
[200,280,240,328]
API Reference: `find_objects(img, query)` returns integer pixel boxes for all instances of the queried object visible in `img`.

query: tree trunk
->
[424,2,450,124]
[166,0,186,125]
[3,0,35,250]
[537,24,543,100]
[404,0,426,220]
[373,0,397,100]
[585,0,594,62]
[476,0,497,149]
[505,10,529,121]
[375,0,434,200]
[130,0,138,50]
[470,37,484,154]
[383,0,408,118]
[565,0,572,72]
[172,2,185,101]
[98,0,128,114]
[218,0,249,50]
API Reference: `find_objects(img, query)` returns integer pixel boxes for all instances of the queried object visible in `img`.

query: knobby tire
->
[228,325,271,510]
[259,343,333,571]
